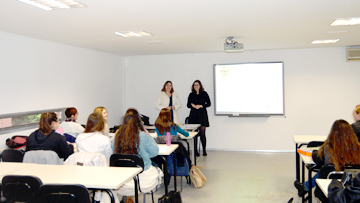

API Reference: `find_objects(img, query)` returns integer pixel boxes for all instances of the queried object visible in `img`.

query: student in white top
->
[76,113,112,160]
[94,106,110,137]
[155,81,182,124]
[59,107,85,138]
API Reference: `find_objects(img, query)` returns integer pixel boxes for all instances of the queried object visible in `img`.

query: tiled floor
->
[140,151,303,203]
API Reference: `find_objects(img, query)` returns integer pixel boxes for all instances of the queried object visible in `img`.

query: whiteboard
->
[214,62,284,116]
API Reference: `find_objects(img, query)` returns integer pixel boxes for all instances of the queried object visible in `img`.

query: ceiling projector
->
[224,37,244,53]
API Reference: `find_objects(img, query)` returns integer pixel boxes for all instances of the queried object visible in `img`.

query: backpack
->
[167,153,190,176]
[6,135,28,149]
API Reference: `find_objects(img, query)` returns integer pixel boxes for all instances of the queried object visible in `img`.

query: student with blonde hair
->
[94,106,109,136]
[352,104,360,140]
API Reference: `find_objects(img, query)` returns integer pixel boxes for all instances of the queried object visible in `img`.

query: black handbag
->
[158,191,182,203]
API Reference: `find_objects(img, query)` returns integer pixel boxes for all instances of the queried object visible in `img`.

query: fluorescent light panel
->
[331,18,360,26]
[115,31,152,38]
[18,0,86,10]
[311,39,339,44]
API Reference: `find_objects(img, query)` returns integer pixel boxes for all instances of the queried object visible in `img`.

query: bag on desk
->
[6,135,28,149]
[189,165,207,188]
[158,190,182,203]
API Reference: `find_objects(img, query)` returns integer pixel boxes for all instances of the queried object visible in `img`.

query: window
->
[0,108,65,134]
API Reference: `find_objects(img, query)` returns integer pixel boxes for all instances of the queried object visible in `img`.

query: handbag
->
[158,190,182,203]
[189,165,207,188]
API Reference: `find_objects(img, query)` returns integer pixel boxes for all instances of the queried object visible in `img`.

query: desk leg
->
[163,156,169,194]
[307,166,314,203]
[134,176,139,203]
[296,143,299,181]
[173,151,177,192]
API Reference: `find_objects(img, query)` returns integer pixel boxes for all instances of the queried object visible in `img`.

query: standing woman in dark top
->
[352,104,360,141]
[26,112,73,160]
[187,80,211,156]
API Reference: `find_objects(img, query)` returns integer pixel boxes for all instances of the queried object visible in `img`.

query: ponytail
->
[39,112,57,135]
[115,111,141,154]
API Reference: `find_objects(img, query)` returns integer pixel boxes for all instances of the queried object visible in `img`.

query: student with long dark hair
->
[155,108,189,137]
[114,108,162,202]
[187,80,211,156]
[26,112,73,160]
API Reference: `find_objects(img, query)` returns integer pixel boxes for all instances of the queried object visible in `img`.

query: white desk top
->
[1,163,142,190]
[145,124,200,132]
[0,162,35,177]
[158,144,178,156]
[315,179,332,197]
[293,135,327,144]
[149,131,197,140]
[299,153,315,165]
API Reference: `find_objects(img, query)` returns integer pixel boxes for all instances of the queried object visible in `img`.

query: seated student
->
[113,108,163,203]
[94,106,110,137]
[295,119,360,200]
[26,112,73,160]
[155,108,189,137]
[328,173,360,203]
[352,104,360,141]
[76,113,113,160]
[59,107,85,139]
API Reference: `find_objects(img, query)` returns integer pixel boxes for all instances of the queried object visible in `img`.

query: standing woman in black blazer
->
[187,80,211,156]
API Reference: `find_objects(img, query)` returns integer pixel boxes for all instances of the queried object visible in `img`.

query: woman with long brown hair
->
[296,119,360,198]
[187,80,211,156]
[113,108,162,202]
[155,108,189,137]
[156,81,182,124]
[26,112,73,160]
[94,106,109,136]
[76,113,113,160]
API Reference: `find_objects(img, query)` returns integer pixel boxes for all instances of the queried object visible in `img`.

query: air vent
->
[346,48,360,62]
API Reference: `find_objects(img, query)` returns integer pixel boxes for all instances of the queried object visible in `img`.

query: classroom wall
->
[0,31,125,148]
[124,48,360,151]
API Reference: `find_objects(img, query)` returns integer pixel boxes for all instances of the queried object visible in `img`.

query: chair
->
[38,184,91,203]
[23,150,63,165]
[110,154,155,203]
[64,152,109,202]
[1,175,42,203]
[0,149,24,162]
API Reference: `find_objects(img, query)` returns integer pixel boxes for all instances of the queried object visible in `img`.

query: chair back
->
[110,154,144,172]
[64,152,108,167]
[307,141,324,148]
[23,150,64,165]
[2,175,42,203]
[38,184,91,203]
[0,149,24,162]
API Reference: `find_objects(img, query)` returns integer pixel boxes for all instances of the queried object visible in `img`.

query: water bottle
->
[166,132,171,146]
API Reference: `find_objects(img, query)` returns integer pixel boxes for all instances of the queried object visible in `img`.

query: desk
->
[294,135,326,182]
[145,124,200,132]
[299,153,318,203]
[150,131,199,165]
[0,163,142,203]
[157,144,178,194]
[315,179,331,198]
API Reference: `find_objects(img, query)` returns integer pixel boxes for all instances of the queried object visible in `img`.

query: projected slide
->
[214,62,284,116]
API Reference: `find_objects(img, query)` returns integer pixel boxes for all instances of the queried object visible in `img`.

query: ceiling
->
[1,0,360,56]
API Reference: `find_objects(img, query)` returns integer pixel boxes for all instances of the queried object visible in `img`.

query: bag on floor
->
[158,190,182,203]
[189,165,207,188]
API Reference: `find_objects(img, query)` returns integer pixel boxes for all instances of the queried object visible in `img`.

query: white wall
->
[0,31,125,148]
[124,48,360,151]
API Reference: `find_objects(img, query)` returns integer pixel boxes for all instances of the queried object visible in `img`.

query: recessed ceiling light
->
[114,31,153,38]
[311,39,339,44]
[331,18,360,26]
[18,0,86,11]
[327,31,347,34]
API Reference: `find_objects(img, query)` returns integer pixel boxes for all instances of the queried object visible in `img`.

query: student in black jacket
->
[329,173,360,203]
[26,112,73,160]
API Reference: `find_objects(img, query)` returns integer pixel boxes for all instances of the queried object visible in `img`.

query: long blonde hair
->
[94,106,107,124]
